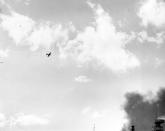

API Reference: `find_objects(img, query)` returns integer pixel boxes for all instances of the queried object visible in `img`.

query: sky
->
[0,0,165,131]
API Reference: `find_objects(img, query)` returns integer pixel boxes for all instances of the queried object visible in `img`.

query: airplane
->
[46,52,51,57]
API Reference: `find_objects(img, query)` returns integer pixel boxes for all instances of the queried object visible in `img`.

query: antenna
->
[130,125,135,131]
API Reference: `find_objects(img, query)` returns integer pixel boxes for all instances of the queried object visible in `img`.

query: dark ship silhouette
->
[130,117,165,131]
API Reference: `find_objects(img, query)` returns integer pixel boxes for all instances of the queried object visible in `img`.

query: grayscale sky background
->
[0,0,165,131]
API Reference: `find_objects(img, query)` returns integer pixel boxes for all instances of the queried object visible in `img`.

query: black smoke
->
[123,88,165,131]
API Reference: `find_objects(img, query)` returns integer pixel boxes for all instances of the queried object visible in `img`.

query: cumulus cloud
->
[138,30,165,44]
[59,2,140,72]
[9,113,50,127]
[138,0,165,27]
[0,11,35,44]
[74,75,91,83]
[0,1,140,73]
[25,22,68,51]
[0,113,50,128]
[0,10,71,51]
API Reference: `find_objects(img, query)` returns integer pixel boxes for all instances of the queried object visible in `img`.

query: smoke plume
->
[123,88,165,131]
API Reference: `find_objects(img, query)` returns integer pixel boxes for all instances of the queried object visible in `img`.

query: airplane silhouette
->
[46,52,51,57]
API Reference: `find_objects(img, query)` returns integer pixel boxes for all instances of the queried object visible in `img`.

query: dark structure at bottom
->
[130,118,165,131]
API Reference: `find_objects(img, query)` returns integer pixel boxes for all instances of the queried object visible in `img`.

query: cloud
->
[0,113,50,128]
[74,75,91,83]
[10,113,50,127]
[0,9,72,51]
[26,22,71,51]
[138,0,165,27]
[82,106,106,120]
[137,30,165,44]
[0,1,140,72]
[59,2,140,72]
[0,113,7,127]
[91,111,105,119]
[0,11,35,44]
[0,49,9,58]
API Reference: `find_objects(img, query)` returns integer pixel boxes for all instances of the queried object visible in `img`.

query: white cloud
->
[10,113,50,127]
[59,2,140,72]
[0,1,140,72]
[138,0,165,27]
[0,49,9,58]
[0,112,50,128]
[82,106,108,120]
[26,22,70,51]
[0,113,7,127]
[0,10,71,51]
[91,111,105,119]
[0,11,35,44]
[74,75,91,83]
[138,30,165,44]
